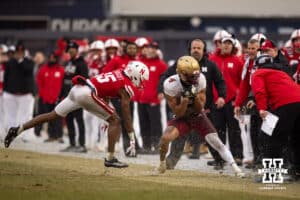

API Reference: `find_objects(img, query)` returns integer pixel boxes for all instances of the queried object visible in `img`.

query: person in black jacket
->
[157,39,226,169]
[60,41,89,153]
[3,42,36,142]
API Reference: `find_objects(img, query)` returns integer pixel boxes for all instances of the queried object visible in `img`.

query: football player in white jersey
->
[157,56,245,177]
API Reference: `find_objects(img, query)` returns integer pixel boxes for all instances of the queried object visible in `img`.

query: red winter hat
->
[260,40,276,51]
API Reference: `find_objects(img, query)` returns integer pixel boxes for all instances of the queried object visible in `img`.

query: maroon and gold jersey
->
[90,69,137,99]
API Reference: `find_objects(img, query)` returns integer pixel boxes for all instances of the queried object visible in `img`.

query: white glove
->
[126,140,136,157]
[158,160,167,174]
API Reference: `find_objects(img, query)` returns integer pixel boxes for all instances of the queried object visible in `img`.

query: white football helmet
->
[124,61,149,88]
[213,30,231,42]
[90,40,104,50]
[250,33,267,43]
[104,38,120,49]
[134,37,149,47]
[290,29,300,40]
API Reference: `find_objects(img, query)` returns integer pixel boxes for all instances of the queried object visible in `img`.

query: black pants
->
[249,111,263,164]
[138,103,162,151]
[268,103,300,169]
[65,108,85,146]
[34,98,63,139]
[110,99,136,152]
[211,101,243,159]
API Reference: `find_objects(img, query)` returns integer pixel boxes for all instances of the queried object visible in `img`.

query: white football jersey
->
[163,73,206,97]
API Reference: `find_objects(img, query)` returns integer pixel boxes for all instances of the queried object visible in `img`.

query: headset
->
[187,38,207,55]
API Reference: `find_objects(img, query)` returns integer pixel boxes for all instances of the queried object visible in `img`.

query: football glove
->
[71,75,86,85]
[126,140,136,157]
[182,85,197,104]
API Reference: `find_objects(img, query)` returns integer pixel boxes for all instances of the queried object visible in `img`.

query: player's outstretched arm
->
[118,88,136,157]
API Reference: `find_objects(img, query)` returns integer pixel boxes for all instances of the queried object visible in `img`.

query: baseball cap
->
[260,40,276,51]
[66,41,79,52]
[16,42,25,51]
[149,41,159,49]
[254,54,273,68]
[222,36,236,45]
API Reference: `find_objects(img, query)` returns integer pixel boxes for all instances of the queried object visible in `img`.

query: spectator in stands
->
[282,29,300,66]
[3,42,36,142]
[84,40,106,151]
[33,51,46,137]
[209,36,244,167]
[60,41,88,153]
[234,39,262,168]
[212,30,231,54]
[135,37,150,59]
[36,51,64,143]
[139,41,167,154]
[104,38,120,64]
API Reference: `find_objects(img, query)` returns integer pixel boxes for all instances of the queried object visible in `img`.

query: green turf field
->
[0,149,299,200]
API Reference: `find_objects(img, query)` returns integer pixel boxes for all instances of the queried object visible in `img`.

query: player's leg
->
[78,89,128,168]
[104,113,128,168]
[195,112,244,177]
[166,135,186,169]
[4,87,81,148]
[4,110,61,148]
[205,133,245,177]
[158,126,180,173]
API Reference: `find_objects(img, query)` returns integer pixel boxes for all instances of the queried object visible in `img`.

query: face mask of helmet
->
[180,71,200,85]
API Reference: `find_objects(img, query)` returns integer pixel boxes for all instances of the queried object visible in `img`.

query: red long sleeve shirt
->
[235,59,254,107]
[209,53,244,103]
[139,57,167,104]
[251,68,300,111]
[102,55,137,73]
[36,64,64,104]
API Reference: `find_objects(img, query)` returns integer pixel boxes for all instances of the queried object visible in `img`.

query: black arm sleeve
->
[211,61,226,98]
[157,62,177,93]
[77,60,89,78]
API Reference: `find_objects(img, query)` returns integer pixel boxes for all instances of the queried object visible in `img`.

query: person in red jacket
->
[251,54,300,180]
[0,44,8,139]
[282,29,300,66]
[36,52,65,142]
[234,39,262,168]
[139,42,167,154]
[209,36,244,166]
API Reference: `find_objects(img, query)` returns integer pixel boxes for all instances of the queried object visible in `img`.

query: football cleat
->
[104,157,128,168]
[4,127,20,148]
[235,171,246,178]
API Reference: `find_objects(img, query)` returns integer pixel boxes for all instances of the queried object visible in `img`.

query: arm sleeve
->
[157,63,177,94]
[102,58,118,73]
[235,77,251,107]
[211,62,226,98]
[78,60,89,78]
[251,73,268,110]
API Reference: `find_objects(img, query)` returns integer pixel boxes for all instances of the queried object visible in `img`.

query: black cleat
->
[4,127,20,148]
[104,157,128,168]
